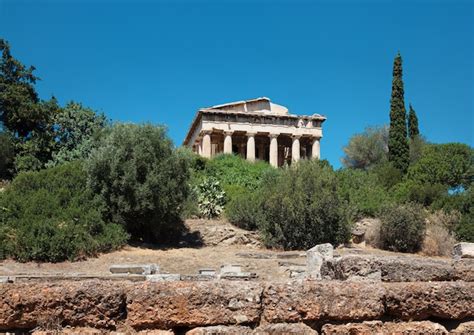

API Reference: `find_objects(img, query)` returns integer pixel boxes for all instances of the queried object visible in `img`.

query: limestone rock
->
[452,259,474,281]
[384,282,474,320]
[262,280,385,323]
[0,281,126,330]
[324,255,454,282]
[109,264,159,275]
[450,321,474,334]
[254,323,318,334]
[186,325,253,334]
[126,281,263,329]
[321,321,448,334]
[307,244,333,279]
[453,242,474,259]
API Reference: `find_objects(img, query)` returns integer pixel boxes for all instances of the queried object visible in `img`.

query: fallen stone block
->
[109,264,159,275]
[219,272,257,280]
[180,274,217,281]
[220,264,242,274]
[307,244,334,280]
[0,281,127,330]
[262,280,385,323]
[199,269,216,276]
[321,320,448,335]
[146,274,181,282]
[452,259,474,281]
[186,325,253,335]
[254,323,318,334]
[384,282,474,320]
[453,242,474,259]
[126,281,263,329]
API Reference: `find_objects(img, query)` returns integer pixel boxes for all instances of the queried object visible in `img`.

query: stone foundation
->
[1,280,473,334]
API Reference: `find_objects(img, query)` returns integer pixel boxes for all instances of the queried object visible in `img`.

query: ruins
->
[183,97,326,167]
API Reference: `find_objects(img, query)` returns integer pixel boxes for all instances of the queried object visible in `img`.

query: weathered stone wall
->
[1,280,473,334]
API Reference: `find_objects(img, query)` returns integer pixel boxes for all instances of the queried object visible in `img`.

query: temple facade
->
[183,97,326,167]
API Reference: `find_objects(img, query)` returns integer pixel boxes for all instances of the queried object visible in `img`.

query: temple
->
[183,97,326,167]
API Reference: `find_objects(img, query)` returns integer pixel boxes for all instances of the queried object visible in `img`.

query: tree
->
[388,52,410,173]
[407,104,420,140]
[0,39,41,137]
[86,124,190,242]
[407,143,473,190]
[46,102,108,167]
[0,131,14,179]
[342,126,389,170]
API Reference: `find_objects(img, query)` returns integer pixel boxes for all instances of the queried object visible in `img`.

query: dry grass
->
[421,210,460,257]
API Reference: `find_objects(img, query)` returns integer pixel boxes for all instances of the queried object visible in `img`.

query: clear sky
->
[1,0,473,168]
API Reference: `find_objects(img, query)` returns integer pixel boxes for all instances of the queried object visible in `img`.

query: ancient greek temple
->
[183,97,326,167]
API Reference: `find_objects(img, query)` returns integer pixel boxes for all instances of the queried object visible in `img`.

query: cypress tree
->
[388,52,409,173]
[408,103,420,140]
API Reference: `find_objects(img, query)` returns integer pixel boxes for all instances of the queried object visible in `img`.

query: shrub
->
[0,162,128,262]
[337,168,393,220]
[380,203,426,253]
[86,124,189,242]
[258,160,350,250]
[422,210,459,256]
[392,180,446,206]
[195,177,226,219]
[226,188,264,230]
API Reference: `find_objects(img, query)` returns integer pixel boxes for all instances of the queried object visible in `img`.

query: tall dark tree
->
[0,39,42,137]
[388,52,410,173]
[408,103,420,140]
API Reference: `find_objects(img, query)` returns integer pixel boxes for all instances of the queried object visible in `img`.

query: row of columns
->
[201,131,320,167]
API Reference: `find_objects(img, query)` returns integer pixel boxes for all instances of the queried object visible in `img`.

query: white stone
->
[306,243,334,280]
[220,264,242,274]
[199,268,216,275]
[109,264,159,275]
[146,274,181,282]
[453,242,474,259]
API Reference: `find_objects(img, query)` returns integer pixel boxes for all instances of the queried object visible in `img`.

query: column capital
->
[268,133,279,139]
[246,131,257,137]
[201,130,213,135]
[292,135,302,140]
[223,130,233,136]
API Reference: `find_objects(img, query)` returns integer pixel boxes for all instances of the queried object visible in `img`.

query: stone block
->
[321,321,448,335]
[254,323,318,334]
[126,281,263,329]
[220,264,242,274]
[307,244,334,280]
[109,264,159,275]
[186,326,253,335]
[146,274,181,282]
[384,282,474,320]
[262,281,385,323]
[453,242,474,259]
[308,243,333,260]
[199,269,216,276]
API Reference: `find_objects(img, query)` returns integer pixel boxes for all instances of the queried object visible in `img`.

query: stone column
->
[246,132,256,162]
[223,131,233,154]
[292,135,301,162]
[202,131,212,158]
[269,134,279,167]
[312,137,321,160]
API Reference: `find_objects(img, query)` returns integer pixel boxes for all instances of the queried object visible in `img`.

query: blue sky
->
[1,0,472,168]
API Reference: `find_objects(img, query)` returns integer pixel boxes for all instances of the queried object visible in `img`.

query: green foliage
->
[226,188,264,230]
[388,52,410,173]
[0,131,14,179]
[258,160,350,250]
[392,180,447,206]
[409,135,426,164]
[47,102,107,167]
[0,162,128,262]
[195,177,226,219]
[0,38,40,137]
[456,211,474,242]
[407,104,420,140]
[371,161,403,189]
[342,126,388,170]
[407,143,473,189]
[337,168,394,220]
[86,123,189,242]
[380,203,426,253]
[203,154,272,192]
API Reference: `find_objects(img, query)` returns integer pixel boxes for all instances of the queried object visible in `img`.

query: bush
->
[392,180,446,206]
[226,188,264,230]
[380,203,426,253]
[0,162,128,262]
[337,168,393,220]
[422,211,459,256]
[86,124,189,242]
[258,160,350,250]
[195,177,226,219]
